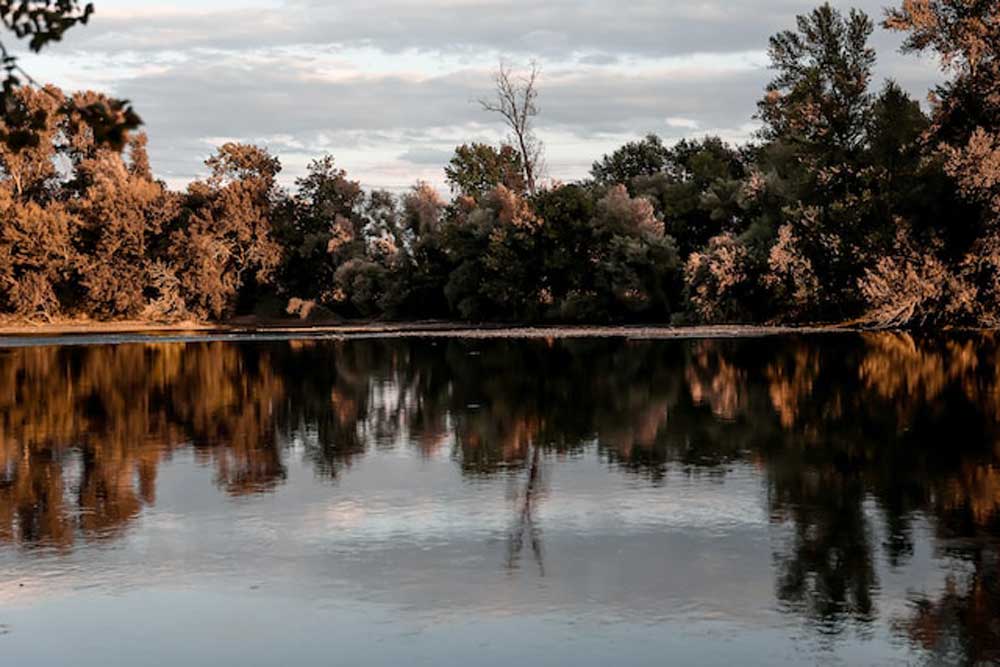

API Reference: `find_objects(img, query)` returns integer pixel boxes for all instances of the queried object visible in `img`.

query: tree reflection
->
[506,439,546,575]
[0,333,999,661]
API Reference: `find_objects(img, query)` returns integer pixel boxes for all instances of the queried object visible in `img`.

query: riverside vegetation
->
[2,1,999,329]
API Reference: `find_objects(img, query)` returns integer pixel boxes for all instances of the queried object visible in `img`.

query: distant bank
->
[0,317,868,342]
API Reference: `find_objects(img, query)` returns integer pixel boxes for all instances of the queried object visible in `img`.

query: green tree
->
[590,133,673,186]
[442,185,544,320]
[755,3,882,319]
[864,0,1000,327]
[382,182,450,317]
[758,3,876,171]
[444,143,525,200]
[274,156,364,307]
[631,136,748,256]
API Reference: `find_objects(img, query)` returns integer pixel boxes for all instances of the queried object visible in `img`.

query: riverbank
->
[0,316,863,342]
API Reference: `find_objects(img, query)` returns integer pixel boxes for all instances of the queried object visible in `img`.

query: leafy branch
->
[0,1,140,150]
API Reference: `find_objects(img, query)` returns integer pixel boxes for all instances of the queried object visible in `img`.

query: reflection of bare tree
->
[506,439,545,575]
[2,333,1000,661]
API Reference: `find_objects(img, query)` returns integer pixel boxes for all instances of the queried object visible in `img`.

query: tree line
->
[1,1,998,327]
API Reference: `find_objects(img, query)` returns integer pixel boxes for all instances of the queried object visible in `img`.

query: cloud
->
[98,51,775,186]
[665,117,701,130]
[17,0,943,188]
[72,0,917,59]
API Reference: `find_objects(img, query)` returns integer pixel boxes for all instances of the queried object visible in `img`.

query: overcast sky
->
[25,0,942,191]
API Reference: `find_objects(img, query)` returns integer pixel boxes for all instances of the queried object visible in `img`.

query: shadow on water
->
[1,332,1000,662]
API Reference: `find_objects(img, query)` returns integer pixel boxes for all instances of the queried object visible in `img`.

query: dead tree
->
[479,60,543,195]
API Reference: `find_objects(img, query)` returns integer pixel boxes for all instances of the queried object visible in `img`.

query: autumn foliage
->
[1,1,999,328]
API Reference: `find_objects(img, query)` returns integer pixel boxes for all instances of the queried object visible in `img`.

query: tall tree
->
[756,3,881,318]
[885,0,1000,144]
[758,2,876,175]
[885,0,1000,221]
[274,155,364,306]
[479,61,543,195]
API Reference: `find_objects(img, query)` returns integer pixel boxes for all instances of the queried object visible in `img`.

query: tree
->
[885,0,1000,149]
[0,187,74,318]
[630,136,748,256]
[583,184,679,320]
[479,61,543,195]
[442,184,544,320]
[684,233,754,323]
[758,3,876,169]
[754,3,883,319]
[274,155,364,306]
[444,142,525,199]
[885,0,1000,226]
[70,133,176,318]
[0,1,93,89]
[534,183,683,321]
[166,143,283,319]
[383,182,450,317]
[533,184,597,306]
[0,85,171,320]
[0,83,60,199]
[883,0,1000,325]
[590,133,673,185]
[0,84,70,319]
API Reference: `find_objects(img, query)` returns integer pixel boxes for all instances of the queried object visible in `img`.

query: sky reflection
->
[1,334,998,665]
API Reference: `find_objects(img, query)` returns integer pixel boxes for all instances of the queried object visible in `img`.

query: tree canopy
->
[1,2,999,329]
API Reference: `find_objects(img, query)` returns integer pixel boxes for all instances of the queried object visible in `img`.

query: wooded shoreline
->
[3,3,999,331]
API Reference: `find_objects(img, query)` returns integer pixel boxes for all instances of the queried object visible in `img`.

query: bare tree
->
[479,60,543,195]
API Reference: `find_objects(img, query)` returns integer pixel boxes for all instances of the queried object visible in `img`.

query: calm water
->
[1,333,999,666]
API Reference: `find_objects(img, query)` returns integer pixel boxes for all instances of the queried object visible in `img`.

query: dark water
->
[1,334,999,666]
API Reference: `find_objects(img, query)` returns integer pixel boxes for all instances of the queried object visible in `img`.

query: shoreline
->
[0,318,868,344]
[1,319,994,345]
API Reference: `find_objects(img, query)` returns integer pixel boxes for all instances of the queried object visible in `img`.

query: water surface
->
[1,334,999,665]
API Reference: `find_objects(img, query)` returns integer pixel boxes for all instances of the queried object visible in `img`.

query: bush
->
[858,223,977,328]
[684,233,752,323]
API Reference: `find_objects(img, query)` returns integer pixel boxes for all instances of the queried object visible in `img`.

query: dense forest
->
[1,1,998,328]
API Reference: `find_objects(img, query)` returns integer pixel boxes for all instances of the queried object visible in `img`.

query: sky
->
[22,0,943,192]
